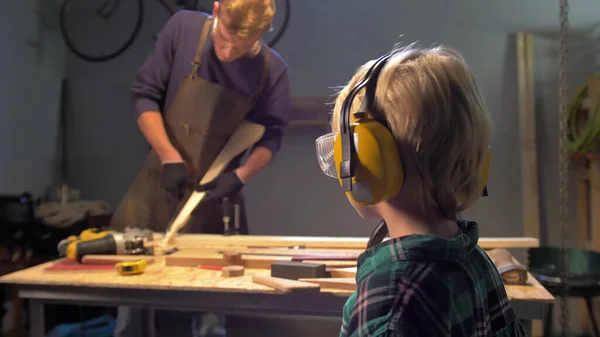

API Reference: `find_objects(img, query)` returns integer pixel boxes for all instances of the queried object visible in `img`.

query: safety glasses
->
[315,132,338,178]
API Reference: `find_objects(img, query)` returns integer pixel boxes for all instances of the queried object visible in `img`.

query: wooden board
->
[252,275,321,293]
[154,234,539,250]
[163,121,266,244]
[298,278,357,291]
[329,267,357,278]
[165,252,357,269]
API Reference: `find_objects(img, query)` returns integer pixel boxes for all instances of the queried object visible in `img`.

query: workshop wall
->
[60,0,600,245]
[0,1,66,197]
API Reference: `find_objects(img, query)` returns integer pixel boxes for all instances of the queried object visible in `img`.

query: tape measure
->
[115,259,147,275]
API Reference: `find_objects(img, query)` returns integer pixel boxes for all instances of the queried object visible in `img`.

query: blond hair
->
[218,0,275,38]
[330,44,492,218]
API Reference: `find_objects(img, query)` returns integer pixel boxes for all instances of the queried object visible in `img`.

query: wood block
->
[252,275,321,293]
[298,278,357,291]
[222,266,245,277]
[328,267,357,278]
[271,262,327,280]
[223,251,242,265]
[81,255,155,265]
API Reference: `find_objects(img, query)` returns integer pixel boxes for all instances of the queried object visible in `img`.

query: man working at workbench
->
[109,0,290,234]
[110,0,290,336]
[318,45,526,336]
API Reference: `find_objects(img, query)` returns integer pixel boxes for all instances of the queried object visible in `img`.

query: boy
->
[315,44,527,336]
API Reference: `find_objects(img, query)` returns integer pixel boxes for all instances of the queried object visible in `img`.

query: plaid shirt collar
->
[355,219,479,284]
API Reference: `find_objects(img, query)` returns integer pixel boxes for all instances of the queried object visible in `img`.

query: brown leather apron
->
[109,17,270,235]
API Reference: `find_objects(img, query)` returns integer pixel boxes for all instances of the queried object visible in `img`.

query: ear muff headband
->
[338,54,392,192]
[335,52,491,206]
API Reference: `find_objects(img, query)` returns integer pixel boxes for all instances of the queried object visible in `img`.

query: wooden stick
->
[164,252,356,269]
[298,278,357,291]
[153,234,539,250]
[162,121,266,246]
[251,275,321,293]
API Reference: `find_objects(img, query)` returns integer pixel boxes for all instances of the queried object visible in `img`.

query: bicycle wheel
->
[264,0,291,49]
[60,0,144,63]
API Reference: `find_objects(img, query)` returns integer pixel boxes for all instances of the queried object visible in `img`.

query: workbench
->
[0,234,555,337]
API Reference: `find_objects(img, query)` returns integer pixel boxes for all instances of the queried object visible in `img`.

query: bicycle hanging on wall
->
[59,0,291,63]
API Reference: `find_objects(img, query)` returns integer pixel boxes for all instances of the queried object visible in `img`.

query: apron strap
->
[191,17,213,75]
[253,45,271,103]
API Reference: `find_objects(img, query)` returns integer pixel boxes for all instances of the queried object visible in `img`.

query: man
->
[109,0,290,234]
[110,1,290,336]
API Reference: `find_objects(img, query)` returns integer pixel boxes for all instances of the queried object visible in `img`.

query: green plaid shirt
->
[340,219,527,337]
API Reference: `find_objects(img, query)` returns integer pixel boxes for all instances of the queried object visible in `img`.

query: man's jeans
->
[114,307,226,337]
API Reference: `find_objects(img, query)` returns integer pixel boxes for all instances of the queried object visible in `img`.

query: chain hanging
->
[558,0,570,336]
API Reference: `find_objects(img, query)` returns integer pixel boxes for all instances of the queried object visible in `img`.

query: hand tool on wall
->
[161,121,265,247]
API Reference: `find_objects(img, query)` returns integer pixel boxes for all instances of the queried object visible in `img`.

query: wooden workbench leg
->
[28,299,45,337]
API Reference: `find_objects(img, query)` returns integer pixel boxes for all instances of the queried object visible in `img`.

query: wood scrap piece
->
[222,251,242,265]
[487,249,528,285]
[298,278,357,291]
[165,252,291,269]
[252,275,320,293]
[222,266,245,277]
[329,267,357,278]
[81,255,155,265]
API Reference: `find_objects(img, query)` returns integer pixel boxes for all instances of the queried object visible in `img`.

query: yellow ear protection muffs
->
[333,54,404,205]
[324,53,492,248]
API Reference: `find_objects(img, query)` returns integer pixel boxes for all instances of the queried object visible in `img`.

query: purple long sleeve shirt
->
[132,10,291,156]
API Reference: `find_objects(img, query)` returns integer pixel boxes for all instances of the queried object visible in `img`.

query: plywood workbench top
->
[0,257,554,303]
[0,257,343,294]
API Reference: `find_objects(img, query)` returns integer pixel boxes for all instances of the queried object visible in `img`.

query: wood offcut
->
[487,249,528,285]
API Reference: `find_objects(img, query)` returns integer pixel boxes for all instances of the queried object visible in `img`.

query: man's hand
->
[160,162,192,216]
[196,171,244,201]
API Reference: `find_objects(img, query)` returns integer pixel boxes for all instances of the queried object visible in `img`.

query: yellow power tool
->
[57,228,153,262]
[57,228,114,257]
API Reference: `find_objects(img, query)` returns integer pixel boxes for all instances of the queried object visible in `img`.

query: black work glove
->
[160,162,193,215]
[196,171,244,201]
